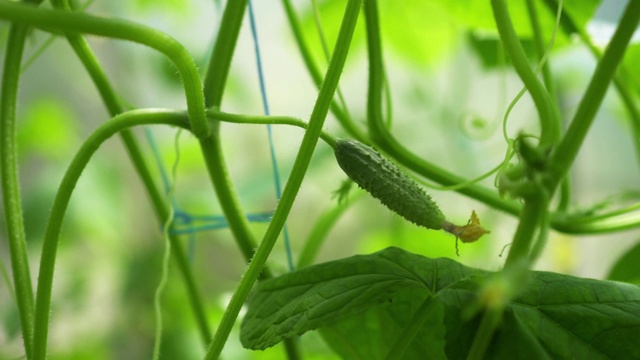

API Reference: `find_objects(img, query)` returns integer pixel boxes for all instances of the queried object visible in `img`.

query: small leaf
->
[607,240,640,284]
[466,31,537,69]
[457,0,602,68]
[622,43,640,93]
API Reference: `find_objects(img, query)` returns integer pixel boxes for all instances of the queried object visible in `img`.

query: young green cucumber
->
[334,139,445,230]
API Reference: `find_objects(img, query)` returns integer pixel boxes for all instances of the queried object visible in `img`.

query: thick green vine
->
[48,0,212,346]
[0,3,42,357]
[362,0,520,216]
[0,1,209,139]
[204,0,363,357]
[548,0,640,188]
[32,110,190,360]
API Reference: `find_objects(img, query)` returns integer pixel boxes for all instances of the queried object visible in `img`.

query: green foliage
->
[377,0,457,66]
[461,0,601,68]
[443,0,600,41]
[2,0,640,359]
[623,43,640,91]
[607,240,640,284]
[17,98,79,160]
[302,0,601,68]
[242,247,640,359]
[319,289,446,360]
[301,0,458,66]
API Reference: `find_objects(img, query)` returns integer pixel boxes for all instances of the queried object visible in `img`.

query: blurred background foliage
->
[1,0,640,359]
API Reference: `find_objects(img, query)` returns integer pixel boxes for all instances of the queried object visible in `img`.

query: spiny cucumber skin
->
[334,140,445,230]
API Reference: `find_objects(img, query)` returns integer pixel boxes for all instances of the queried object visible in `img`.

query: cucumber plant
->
[2,0,640,359]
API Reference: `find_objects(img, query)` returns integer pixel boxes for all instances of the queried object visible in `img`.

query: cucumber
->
[334,139,446,230]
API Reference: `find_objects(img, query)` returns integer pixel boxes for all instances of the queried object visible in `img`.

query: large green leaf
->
[438,269,640,359]
[241,247,640,359]
[318,288,447,360]
[240,247,481,351]
[502,270,640,359]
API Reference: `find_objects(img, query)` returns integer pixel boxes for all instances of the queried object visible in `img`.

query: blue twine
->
[248,0,295,272]
[169,212,273,235]
[144,128,272,259]
[142,0,294,269]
